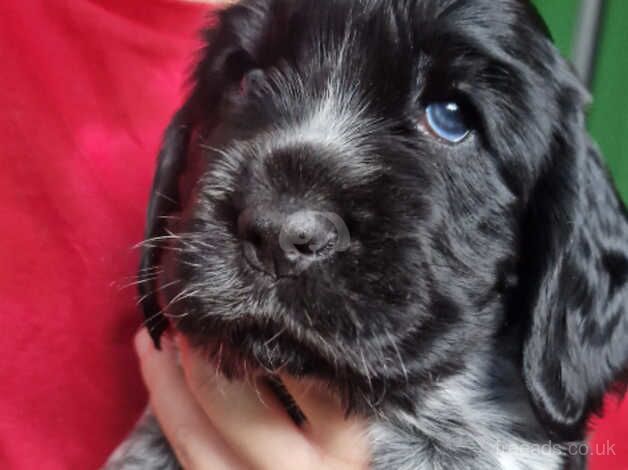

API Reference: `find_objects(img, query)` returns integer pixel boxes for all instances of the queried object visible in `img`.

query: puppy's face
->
[143,0,627,426]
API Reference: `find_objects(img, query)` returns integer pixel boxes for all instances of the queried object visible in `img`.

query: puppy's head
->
[140,0,627,437]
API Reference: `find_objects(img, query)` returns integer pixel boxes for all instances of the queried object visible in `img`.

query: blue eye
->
[424,102,470,143]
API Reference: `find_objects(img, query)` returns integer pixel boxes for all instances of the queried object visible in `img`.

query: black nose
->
[237,208,347,277]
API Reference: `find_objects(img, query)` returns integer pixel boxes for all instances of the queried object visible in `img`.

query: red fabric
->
[0,1,209,468]
[0,1,625,469]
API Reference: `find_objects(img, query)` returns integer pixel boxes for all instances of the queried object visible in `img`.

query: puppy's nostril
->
[247,226,264,249]
[237,209,264,246]
[294,240,314,256]
[292,227,337,257]
[294,232,314,255]
[237,207,285,275]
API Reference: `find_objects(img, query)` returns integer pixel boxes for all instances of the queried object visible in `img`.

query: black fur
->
[137,0,628,467]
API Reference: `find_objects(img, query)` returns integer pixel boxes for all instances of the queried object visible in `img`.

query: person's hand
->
[134,328,370,470]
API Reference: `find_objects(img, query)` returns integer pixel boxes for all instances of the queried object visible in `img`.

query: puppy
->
[107,1,628,469]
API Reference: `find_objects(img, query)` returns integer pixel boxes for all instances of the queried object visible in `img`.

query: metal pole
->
[571,0,606,87]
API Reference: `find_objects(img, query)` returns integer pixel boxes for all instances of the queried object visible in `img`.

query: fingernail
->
[160,332,175,352]
[173,332,184,351]
[134,327,175,356]
[134,328,153,356]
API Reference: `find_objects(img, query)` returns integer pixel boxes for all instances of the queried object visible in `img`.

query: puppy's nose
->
[237,208,341,277]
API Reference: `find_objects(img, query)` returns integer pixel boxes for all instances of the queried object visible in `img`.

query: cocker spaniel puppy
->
[108,0,628,468]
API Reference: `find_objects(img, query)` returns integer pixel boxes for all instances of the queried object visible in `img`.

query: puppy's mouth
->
[156,276,340,380]
[185,316,335,379]
[156,271,384,418]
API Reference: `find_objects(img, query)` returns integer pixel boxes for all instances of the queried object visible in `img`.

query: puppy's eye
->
[423,102,470,143]
[224,49,257,83]
[222,49,265,98]
[239,69,265,96]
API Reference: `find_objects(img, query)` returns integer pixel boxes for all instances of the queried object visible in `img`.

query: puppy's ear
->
[139,106,195,347]
[138,4,272,347]
[518,68,628,437]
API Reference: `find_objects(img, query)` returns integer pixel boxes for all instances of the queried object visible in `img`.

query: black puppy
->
[107,0,628,468]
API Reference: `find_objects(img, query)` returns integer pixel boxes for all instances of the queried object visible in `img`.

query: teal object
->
[588,1,628,200]
[532,0,580,57]
[533,0,628,200]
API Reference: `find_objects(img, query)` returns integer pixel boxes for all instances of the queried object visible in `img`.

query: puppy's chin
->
[169,311,389,415]
[178,316,350,423]
[157,253,343,384]
[177,315,331,379]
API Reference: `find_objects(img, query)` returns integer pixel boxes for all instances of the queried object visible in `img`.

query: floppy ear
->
[138,2,274,346]
[518,71,628,437]
[139,106,195,347]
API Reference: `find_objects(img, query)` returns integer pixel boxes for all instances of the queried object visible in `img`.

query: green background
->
[533,1,628,200]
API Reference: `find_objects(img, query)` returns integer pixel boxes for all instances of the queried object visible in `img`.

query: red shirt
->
[0,1,625,469]
[0,1,208,468]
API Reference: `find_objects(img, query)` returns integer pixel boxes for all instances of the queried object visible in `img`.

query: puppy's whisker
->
[359,389,380,418]
[155,191,177,204]
[253,377,271,410]
[263,326,286,347]
[133,235,183,249]
[190,240,217,250]
[181,260,203,269]
[115,272,162,290]
[164,310,190,320]
[160,245,185,253]
[117,277,157,291]
[136,279,181,306]
[117,267,162,281]
[158,288,201,320]
[359,344,374,395]
[134,244,184,253]
[137,265,164,274]
[141,288,195,325]
[215,342,228,381]
[385,329,409,384]
[142,310,168,327]
[164,229,194,250]
[112,271,162,291]
[198,144,233,161]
